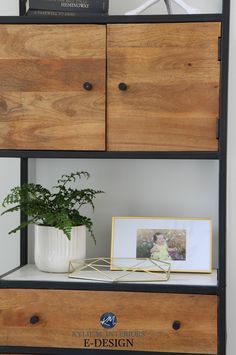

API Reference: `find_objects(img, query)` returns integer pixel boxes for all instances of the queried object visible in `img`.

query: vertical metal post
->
[20,158,28,266]
[19,0,25,16]
[218,1,230,354]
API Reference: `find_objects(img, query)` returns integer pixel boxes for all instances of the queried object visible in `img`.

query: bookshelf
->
[0,2,230,354]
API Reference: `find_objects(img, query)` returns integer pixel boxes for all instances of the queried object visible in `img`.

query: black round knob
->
[30,315,40,325]
[172,320,181,331]
[118,82,128,91]
[83,82,93,91]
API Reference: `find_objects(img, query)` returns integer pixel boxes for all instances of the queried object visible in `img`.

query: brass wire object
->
[69,257,171,283]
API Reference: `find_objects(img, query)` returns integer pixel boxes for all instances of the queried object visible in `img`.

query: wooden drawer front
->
[0,25,106,151]
[107,23,221,152]
[0,290,217,354]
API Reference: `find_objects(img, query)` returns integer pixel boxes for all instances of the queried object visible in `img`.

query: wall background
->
[0,1,235,354]
[109,0,222,14]
[0,0,19,15]
[0,0,222,15]
[0,159,20,275]
[27,159,219,264]
[226,1,235,354]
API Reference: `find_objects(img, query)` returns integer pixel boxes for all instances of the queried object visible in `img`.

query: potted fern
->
[1,171,104,273]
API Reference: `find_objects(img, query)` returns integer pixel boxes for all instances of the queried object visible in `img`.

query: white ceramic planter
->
[34,225,86,273]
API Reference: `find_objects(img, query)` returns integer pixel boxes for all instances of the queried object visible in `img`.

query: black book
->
[27,0,109,13]
[26,9,105,16]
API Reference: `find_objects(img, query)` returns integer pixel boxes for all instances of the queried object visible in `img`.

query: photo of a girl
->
[136,229,186,261]
[150,232,172,260]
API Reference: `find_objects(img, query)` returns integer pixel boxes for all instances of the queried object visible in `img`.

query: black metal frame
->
[0,13,222,24]
[0,2,230,354]
[0,150,221,159]
[19,0,25,16]
[0,348,215,355]
[20,159,28,266]
[0,278,219,295]
[217,1,230,355]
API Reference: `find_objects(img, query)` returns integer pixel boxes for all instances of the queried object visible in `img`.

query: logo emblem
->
[100,312,117,329]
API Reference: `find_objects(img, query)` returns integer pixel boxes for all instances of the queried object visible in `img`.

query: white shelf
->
[2,264,218,287]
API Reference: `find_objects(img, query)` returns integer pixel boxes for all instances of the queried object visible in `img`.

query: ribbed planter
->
[34,225,86,273]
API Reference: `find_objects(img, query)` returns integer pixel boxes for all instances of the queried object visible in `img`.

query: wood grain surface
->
[0,289,217,354]
[107,23,221,151]
[0,25,106,150]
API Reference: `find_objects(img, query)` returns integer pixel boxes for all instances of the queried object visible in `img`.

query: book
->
[27,0,109,13]
[26,9,104,16]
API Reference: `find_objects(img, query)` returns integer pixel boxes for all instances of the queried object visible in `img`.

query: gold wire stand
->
[68,257,171,283]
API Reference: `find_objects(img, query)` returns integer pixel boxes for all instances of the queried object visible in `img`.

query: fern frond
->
[1,205,21,215]
[8,218,36,235]
[1,171,103,243]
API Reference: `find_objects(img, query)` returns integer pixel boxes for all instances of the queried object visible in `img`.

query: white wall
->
[0,0,19,15]
[227,1,236,354]
[0,159,21,275]
[109,0,222,14]
[0,0,222,16]
[28,159,219,264]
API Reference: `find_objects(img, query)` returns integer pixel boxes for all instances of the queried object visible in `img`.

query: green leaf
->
[1,171,103,243]
[8,218,36,235]
[1,205,21,215]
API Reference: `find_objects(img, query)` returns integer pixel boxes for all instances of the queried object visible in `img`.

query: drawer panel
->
[0,290,217,354]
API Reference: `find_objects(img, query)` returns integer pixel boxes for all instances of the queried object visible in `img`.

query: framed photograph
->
[111,217,212,273]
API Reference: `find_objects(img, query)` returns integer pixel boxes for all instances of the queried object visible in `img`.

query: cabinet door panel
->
[107,23,221,152]
[0,25,106,151]
[0,289,217,354]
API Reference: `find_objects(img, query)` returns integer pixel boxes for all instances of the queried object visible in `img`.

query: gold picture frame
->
[110,216,213,273]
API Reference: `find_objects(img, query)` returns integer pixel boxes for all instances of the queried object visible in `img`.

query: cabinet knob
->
[118,82,128,91]
[30,315,40,325]
[83,82,93,91]
[172,320,181,331]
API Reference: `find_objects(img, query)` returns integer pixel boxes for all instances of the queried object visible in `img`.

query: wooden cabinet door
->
[0,25,106,151]
[107,23,221,152]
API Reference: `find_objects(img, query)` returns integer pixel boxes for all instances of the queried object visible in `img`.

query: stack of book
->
[24,0,109,17]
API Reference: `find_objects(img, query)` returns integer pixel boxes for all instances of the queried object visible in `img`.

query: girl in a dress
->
[150,232,171,261]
